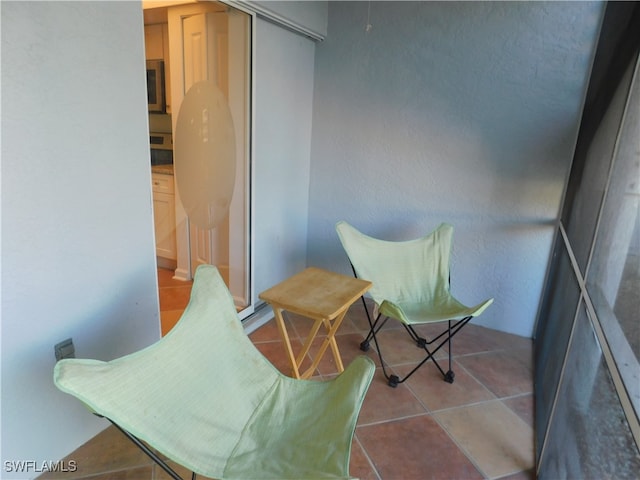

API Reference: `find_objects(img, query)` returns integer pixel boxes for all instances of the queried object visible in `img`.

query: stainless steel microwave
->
[146,59,165,113]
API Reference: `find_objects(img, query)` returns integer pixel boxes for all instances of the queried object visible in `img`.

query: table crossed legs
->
[273,307,347,379]
[259,267,372,379]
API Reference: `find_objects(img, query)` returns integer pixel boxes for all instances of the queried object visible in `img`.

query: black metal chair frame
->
[352,264,472,388]
[98,415,196,480]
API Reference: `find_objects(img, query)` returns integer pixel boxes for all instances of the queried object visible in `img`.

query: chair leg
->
[444,320,455,383]
[358,296,389,351]
[358,296,373,351]
[388,316,473,387]
[352,264,472,388]
[360,316,389,351]
[103,416,193,480]
[403,323,425,347]
[357,297,401,386]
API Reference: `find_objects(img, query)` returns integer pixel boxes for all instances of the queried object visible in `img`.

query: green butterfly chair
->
[54,265,375,480]
[336,221,493,388]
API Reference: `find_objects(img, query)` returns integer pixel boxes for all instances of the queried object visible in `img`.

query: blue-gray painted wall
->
[307,1,604,337]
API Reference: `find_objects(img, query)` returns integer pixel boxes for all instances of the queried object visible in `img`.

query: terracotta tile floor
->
[157,268,194,336]
[40,268,535,480]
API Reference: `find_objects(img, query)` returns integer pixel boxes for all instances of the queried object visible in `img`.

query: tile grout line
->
[356,410,431,429]
[352,433,383,480]
[429,409,492,480]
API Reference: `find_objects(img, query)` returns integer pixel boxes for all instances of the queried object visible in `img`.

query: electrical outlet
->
[54,338,75,361]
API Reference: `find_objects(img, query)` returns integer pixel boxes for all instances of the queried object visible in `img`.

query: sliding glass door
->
[165,0,253,317]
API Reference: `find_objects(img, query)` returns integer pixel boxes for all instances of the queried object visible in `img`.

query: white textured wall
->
[307,1,604,337]
[253,17,316,296]
[1,2,159,474]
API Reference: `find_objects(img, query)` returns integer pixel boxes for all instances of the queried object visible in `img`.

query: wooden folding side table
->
[259,267,372,379]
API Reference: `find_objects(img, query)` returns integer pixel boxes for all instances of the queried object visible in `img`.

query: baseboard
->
[172,266,191,282]
[156,257,177,270]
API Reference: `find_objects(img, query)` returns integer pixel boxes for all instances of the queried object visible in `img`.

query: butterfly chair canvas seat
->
[54,265,375,480]
[336,221,493,387]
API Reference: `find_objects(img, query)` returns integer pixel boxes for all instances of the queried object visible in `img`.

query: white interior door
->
[182,13,229,277]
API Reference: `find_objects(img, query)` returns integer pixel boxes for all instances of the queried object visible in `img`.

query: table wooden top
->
[259,267,372,320]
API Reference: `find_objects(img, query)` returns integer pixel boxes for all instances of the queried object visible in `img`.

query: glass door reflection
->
[167,1,252,316]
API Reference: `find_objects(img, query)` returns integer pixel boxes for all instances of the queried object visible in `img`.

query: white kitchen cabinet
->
[152,172,176,261]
